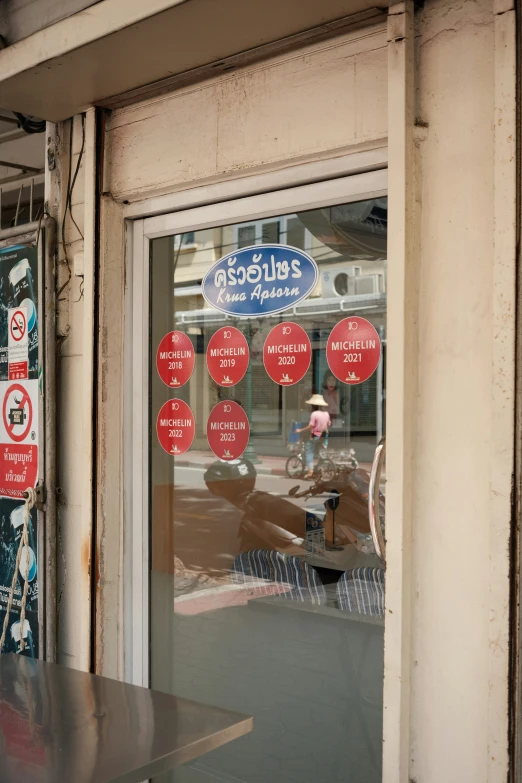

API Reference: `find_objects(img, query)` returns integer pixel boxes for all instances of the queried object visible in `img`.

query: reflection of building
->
[172,208,386,455]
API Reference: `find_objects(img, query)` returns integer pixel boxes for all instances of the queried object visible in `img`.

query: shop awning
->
[175,292,386,326]
[0,0,388,122]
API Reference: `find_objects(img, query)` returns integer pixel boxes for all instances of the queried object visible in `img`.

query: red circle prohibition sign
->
[10,310,26,343]
[2,383,32,442]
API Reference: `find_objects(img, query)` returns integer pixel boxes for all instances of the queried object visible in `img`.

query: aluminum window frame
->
[124,162,387,691]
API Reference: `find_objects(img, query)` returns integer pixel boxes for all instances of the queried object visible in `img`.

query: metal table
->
[0,653,253,783]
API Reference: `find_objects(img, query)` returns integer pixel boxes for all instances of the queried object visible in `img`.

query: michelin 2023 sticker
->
[202,244,319,318]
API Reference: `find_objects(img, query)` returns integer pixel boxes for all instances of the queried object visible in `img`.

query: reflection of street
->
[171,467,308,576]
[176,465,307,495]
[168,465,385,578]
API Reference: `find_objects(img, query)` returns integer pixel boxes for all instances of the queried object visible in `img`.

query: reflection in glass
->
[150,199,387,782]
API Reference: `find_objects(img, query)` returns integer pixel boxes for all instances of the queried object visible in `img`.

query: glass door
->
[138,171,387,782]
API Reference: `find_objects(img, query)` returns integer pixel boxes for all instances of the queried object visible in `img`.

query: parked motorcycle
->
[203,457,384,556]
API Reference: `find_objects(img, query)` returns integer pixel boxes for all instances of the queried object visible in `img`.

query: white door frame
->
[124,157,391,736]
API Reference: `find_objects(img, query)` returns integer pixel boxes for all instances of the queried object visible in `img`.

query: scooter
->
[204,459,307,553]
[203,458,384,555]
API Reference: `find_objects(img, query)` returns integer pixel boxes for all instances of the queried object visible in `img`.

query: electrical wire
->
[13,112,46,134]
[57,115,86,300]
[74,277,84,303]
[68,115,85,241]
[57,120,74,300]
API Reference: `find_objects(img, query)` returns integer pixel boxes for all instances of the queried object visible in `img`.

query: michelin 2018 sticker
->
[202,244,319,318]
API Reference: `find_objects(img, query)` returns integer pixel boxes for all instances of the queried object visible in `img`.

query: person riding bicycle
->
[295,394,331,479]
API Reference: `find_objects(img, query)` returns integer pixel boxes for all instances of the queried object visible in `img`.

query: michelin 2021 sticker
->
[202,244,319,318]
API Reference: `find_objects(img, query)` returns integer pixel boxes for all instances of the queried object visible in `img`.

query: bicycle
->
[285,434,336,481]
[326,448,359,474]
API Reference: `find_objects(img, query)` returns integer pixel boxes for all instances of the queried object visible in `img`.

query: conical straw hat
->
[305,394,328,406]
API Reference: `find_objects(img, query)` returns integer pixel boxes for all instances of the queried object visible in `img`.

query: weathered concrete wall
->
[105,24,388,202]
[0,0,101,45]
[95,192,125,677]
[407,0,514,781]
[47,114,93,671]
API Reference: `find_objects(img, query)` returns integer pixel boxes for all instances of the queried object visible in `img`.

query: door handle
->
[368,437,386,562]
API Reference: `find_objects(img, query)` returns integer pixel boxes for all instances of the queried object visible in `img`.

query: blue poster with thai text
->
[202,244,318,318]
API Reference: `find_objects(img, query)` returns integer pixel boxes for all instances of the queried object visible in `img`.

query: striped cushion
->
[337,567,385,617]
[232,550,326,605]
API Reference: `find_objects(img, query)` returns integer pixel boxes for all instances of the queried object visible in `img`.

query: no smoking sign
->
[10,309,26,342]
[8,306,28,380]
[0,379,39,498]
[2,383,34,443]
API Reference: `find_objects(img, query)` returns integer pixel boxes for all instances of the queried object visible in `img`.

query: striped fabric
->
[232,550,326,605]
[336,567,385,617]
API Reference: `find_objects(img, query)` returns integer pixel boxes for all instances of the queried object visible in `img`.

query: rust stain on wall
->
[81,535,91,578]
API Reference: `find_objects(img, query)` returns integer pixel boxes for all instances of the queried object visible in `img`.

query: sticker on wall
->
[0,245,40,658]
[0,246,38,382]
[263,322,311,386]
[201,244,319,318]
[156,331,195,389]
[206,327,249,387]
[0,380,39,498]
[156,398,195,456]
[0,499,39,657]
[326,316,381,385]
[8,307,28,380]
[207,401,250,461]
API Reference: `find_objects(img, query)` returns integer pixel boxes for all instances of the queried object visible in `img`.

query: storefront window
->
[150,198,387,782]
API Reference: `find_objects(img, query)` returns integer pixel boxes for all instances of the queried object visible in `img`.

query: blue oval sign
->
[202,244,319,318]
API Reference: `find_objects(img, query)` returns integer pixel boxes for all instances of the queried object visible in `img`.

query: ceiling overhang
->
[0,0,388,122]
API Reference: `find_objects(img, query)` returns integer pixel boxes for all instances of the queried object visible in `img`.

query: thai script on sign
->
[202,245,319,317]
[5,468,28,483]
[4,447,33,465]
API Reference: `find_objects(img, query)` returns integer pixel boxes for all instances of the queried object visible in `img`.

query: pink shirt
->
[310,410,330,437]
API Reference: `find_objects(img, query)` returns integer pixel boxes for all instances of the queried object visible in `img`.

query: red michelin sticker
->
[326,316,381,385]
[206,327,249,386]
[263,322,311,386]
[156,398,195,456]
[156,331,195,389]
[206,401,250,460]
